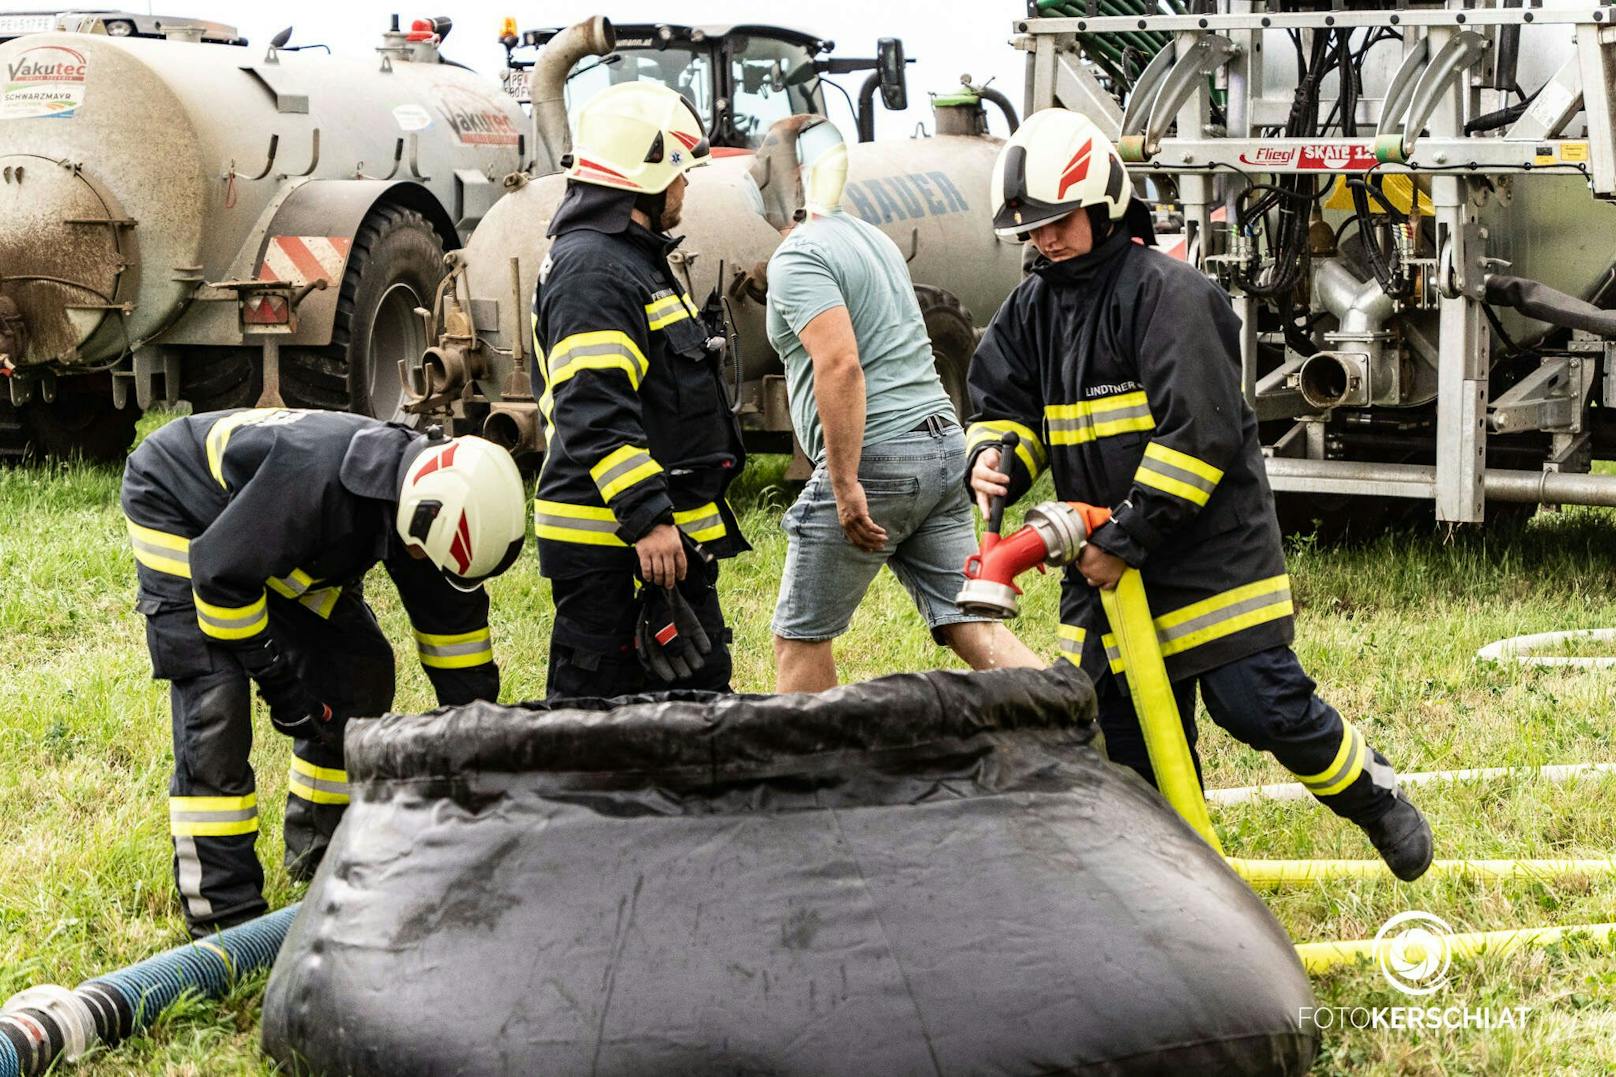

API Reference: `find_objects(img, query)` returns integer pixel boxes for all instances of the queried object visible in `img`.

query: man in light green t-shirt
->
[757,117,1038,692]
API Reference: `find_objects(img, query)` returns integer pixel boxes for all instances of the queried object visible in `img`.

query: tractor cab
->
[501,22,908,150]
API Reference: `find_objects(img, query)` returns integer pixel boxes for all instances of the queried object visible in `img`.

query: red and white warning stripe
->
[257,236,352,286]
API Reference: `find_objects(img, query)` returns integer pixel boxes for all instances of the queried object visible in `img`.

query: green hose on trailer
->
[0,906,299,1076]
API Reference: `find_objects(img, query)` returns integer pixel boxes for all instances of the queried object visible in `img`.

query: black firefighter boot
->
[1360,788,1433,881]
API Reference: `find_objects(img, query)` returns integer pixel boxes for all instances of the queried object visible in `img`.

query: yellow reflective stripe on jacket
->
[534,499,728,546]
[645,291,697,331]
[194,591,269,641]
[966,419,1048,478]
[546,330,650,392]
[1058,623,1086,657]
[288,756,350,806]
[1134,442,1223,507]
[533,500,626,546]
[204,408,296,488]
[126,518,192,578]
[1102,574,1294,671]
[169,793,259,837]
[1294,721,1368,797]
[266,569,342,618]
[590,444,664,503]
[1045,392,1155,446]
[413,625,494,670]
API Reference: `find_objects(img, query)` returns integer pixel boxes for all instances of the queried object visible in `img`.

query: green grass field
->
[2,409,1614,1074]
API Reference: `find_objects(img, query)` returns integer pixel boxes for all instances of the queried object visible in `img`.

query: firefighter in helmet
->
[531,81,748,698]
[966,109,1433,880]
[122,409,526,936]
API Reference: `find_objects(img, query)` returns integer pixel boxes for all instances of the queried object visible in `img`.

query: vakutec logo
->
[1376,910,1453,996]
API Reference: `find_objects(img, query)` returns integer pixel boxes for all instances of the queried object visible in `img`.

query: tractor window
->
[564,47,714,132]
[727,35,821,147]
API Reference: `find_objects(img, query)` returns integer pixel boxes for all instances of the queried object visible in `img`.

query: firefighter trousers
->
[1093,644,1401,825]
[143,591,395,937]
[546,559,733,700]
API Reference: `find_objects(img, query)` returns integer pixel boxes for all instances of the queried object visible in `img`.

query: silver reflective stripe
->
[1156,585,1294,647]
[1301,726,1366,791]
[130,534,189,569]
[1047,401,1153,436]
[270,573,312,596]
[534,512,620,535]
[594,450,654,490]
[1140,455,1217,496]
[1368,754,1400,793]
[677,511,723,535]
[290,774,349,798]
[196,606,263,632]
[169,807,258,826]
[1060,637,1084,656]
[1105,643,1122,665]
[549,340,641,375]
[417,639,490,660]
[174,836,213,920]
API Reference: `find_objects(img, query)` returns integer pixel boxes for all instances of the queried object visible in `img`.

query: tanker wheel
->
[915,284,976,424]
[283,203,444,421]
[15,393,139,463]
[180,348,259,413]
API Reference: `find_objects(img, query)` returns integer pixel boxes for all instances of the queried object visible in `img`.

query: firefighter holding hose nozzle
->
[965,110,1432,880]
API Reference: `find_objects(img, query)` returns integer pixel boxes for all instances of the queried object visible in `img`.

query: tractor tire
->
[915,284,976,424]
[180,347,259,413]
[283,204,445,421]
[11,392,139,463]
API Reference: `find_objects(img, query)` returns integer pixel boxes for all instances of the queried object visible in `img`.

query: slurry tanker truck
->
[0,15,528,459]
[402,18,1026,465]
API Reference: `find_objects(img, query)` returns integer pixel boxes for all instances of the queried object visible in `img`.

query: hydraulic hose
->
[1098,570,1224,853]
[977,86,1020,133]
[0,906,298,1077]
[1484,274,1616,338]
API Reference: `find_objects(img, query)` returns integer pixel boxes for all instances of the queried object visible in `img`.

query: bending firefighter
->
[532,81,748,698]
[966,110,1432,880]
[122,409,526,936]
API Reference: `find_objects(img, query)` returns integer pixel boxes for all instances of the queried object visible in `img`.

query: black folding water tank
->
[262,663,1318,1075]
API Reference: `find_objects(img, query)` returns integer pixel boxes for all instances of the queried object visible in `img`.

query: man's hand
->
[1079,542,1127,590]
[636,522,687,588]
[834,481,888,552]
[970,447,1010,518]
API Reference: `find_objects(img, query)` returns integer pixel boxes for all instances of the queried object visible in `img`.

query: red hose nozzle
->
[956,501,1112,618]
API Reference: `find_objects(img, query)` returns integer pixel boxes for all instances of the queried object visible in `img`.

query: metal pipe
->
[530,17,615,177]
[1263,458,1616,507]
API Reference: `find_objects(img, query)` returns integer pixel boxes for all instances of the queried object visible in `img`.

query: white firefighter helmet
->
[990,108,1130,238]
[566,81,711,193]
[397,435,527,591]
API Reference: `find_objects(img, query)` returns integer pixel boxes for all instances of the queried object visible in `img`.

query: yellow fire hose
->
[1095,568,1616,975]
[1098,570,1224,854]
[1295,922,1616,976]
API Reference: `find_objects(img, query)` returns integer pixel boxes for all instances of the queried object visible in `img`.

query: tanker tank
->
[412,120,1023,458]
[0,20,538,458]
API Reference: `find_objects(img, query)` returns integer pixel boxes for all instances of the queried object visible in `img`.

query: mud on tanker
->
[0,19,525,459]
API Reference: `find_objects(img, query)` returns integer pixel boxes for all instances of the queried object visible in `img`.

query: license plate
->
[0,15,58,35]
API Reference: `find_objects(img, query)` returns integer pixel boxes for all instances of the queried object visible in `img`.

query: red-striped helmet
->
[397,435,526,591]
[566,82,710,193]
[990,108,1130,238]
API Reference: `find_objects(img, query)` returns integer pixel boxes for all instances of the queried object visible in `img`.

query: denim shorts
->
[772,426,990,642]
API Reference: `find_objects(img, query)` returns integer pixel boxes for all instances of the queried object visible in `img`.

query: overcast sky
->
[2,0,1030,138]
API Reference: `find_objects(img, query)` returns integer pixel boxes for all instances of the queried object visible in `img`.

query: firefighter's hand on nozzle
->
[971,447,1010,518]
[636,522,687,588]
[834,480,888,552]
[1079,542,1126,591]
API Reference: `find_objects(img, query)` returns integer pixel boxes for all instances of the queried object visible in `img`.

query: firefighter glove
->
[634,585,712,683]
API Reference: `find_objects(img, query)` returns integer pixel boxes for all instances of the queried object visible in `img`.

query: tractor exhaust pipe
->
[530,16,615,176]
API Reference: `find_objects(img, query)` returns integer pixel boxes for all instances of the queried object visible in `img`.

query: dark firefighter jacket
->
[966,228,1292,683]
[121,409,498,704]
[530,182,748,578]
